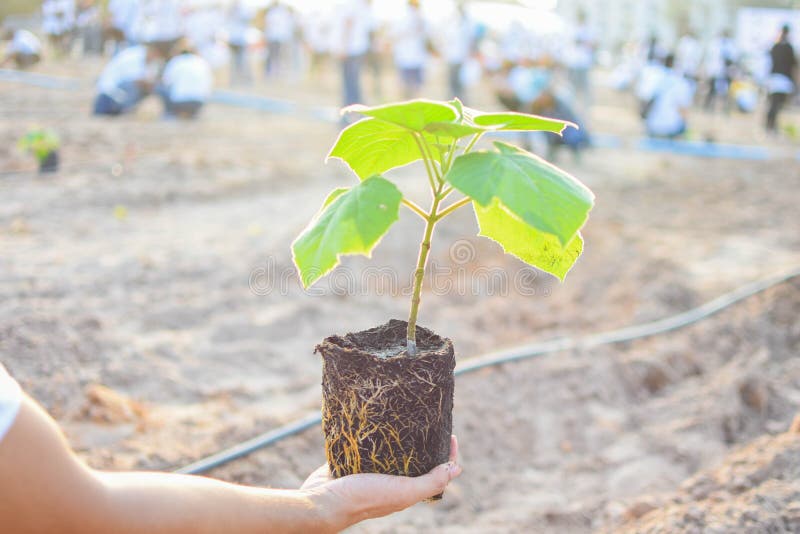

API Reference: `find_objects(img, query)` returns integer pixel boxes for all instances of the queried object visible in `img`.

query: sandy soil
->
[1,57,799,533]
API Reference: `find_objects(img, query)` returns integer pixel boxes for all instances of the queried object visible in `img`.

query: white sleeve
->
[0,364,22,444]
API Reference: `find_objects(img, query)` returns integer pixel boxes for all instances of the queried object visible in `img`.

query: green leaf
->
[474,200,584,281]
[470,111,574,134]
[328,118,423,180]
[292,176,402,288]
[445,142,594,245]
[423,121,486,139]
[343,100,458,132]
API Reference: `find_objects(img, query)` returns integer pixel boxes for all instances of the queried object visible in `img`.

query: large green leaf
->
[292,176,402,288]
[343,100,458,132]
[423,121,486,139]
[445,142,594,245]
[470,111,574,134]
[328,118,423,180]
[474,200,584,281]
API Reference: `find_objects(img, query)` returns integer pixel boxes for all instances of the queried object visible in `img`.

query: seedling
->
[18,128,60,173]
[291,99,594,482]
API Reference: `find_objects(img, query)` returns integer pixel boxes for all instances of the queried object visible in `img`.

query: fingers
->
[448,435,459,464]
[409,435,463,500]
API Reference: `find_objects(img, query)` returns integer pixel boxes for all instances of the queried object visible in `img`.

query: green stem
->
[463,133,484,154]
[413,134,438,193]
[407,185,443,356]
[435,197,471,221]
[401,198,428,220]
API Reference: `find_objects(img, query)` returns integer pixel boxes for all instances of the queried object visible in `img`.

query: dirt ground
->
[1,57,799,533]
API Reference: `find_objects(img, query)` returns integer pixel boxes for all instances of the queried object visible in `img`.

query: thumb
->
[409,460,462,502]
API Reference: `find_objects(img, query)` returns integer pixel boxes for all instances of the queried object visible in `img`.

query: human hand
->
[301,435,462,532]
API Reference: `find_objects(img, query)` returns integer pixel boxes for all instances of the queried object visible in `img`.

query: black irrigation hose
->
[174,266,800,475]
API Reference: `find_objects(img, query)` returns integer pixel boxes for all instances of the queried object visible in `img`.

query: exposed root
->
[317,320,455,478]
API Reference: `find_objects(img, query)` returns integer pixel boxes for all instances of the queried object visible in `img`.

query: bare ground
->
[1,59,800,533]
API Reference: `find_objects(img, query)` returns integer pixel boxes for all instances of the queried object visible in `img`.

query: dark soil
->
[315,319,455,480]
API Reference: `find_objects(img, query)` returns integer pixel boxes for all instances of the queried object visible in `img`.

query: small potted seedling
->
[292,99,594,489]
[18,128,60,173]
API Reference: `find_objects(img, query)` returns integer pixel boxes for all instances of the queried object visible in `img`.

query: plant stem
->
[463,133,484,154]
[435,197,471,221]
[413,134,438,193]
[407,187,443,356]
[401,198,428,220]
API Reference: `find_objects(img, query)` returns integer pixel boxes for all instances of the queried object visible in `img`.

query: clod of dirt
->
[315,319,455,480]
[81,384,146,425]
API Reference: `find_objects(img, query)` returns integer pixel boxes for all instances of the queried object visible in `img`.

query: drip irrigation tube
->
[175,266,800,475]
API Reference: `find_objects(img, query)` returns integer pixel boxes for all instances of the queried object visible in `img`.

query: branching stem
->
[435,197,471,221]
[401,198,428,220]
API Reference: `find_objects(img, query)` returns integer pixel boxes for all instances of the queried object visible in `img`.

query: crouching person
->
[1,28,42,70]
[159,48,213,120]
[93,44,163,116]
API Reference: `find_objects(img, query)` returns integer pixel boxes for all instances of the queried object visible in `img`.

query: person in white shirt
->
[264,1,294,78]
[642,54,692,138]
[158,48,214,119]
[703,30,738,112]
[0,361,461,532]
[440,4,478,103]
[392,0,428,99]
[133,0,184,57]
[76,0,103,56]
[107,0,140,53]
[330,0,373,112]
[42,0,76,55]
[93,44,162,116]
[675,31,701,95]
[1,28,42,69]
[226,0,253,84]
[564,11,595,122]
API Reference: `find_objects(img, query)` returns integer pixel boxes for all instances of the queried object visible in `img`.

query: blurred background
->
[1,1,799,532]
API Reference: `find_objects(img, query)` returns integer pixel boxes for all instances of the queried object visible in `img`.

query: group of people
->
[633,25,797,138]
[93,41,213,119]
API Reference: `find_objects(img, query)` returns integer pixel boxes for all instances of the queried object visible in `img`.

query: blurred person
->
[644,34,666,65]
[765,25,797,134]
[93,43,162,116]
[392,0,429,99]
[1,28,42,69]
[42,0,76,56]
[331,0,373,116]
[107,0,140,53]
[493,58,588,159]
[675,31,701,94]
[441,3,479,103]
[227,0,254,85]
[304,11,331,81]
[641,54,692,139]
[703,30,738,113]
[564,10,596,123]
[158,47,213,120]
[134,0,184,58]
[263,1,295,78]
[501,21,534,64]
[76,0,103,56]
[0,363,462,533]
[365,21,385,100]
[185,7,220,58]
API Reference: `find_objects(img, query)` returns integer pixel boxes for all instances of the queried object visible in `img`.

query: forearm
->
[94,471,330,534]
[0,398,336,534]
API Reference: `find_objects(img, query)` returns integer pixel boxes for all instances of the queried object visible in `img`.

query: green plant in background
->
[18,127,60,163]
[292,99,595,355]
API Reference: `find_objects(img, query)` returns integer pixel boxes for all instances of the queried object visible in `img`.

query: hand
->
[301,435,462,532]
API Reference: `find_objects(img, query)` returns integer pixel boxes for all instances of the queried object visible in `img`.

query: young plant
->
[293,99,594,355]
[18,128,60,164]
[18,127,60,173]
